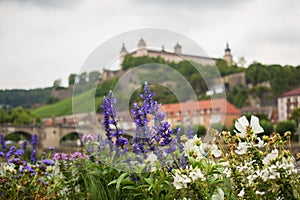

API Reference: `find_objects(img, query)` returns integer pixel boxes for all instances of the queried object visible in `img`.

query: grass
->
[32,90,103,118]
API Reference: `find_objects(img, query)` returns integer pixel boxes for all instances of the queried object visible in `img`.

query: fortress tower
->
[223,43,233,66]
[136,38,148,56]
[120,43,128,64]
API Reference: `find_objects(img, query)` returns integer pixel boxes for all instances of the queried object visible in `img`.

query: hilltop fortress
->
[120,39,233,66]
[101,39,234,82]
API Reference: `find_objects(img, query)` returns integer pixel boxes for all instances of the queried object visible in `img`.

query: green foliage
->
[290,107,300,125]
[244,113,269,121]
[0,87,52,108]
[275,120,297,136]
[216,59,244,76]
[226,86,248,108]
[68,73,77,86]
[122,55,166,71]
[246,63,300,97]
[260,120,274,135]
[46,96,59,104]
[0,107,41,125]
[193,125,207,137]
[4,132,31,141]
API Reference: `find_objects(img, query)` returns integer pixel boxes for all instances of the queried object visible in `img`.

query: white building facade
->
[278,88,300,121]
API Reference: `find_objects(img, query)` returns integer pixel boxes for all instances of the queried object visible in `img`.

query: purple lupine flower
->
[131,82,159,153]
[21,140,28,150]
[0,151,4,157]
[5,146,16,158]
[31,133,39,148]
[14,149,24,156]
[30,134,39,163]
[0,134,7,151]
[101,91,128,149]
[30,149,37,163]
[49,146,54,151]
[152,111,175,147]
[41,159,54,165]
[140,82,159,115]
[101,91,118,141]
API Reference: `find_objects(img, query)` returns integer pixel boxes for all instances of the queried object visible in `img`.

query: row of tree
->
[0,107,41,125]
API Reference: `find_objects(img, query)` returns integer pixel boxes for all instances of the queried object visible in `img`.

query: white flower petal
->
[235,116,249,134]
[250,115,264,134]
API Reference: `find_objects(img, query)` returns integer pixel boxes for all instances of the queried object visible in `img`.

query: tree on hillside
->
[53,79,62,89]
[68,74,77,86]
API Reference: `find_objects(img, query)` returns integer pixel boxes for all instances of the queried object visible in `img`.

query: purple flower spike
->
[14,149,24,156]
[21,140,27,150]
[0,134,7,151]
[101,91,128,149]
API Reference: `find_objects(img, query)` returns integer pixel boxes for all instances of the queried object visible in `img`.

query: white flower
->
[211,188,224,200]
[184,139,203,159]
[211,144,222,158]
[189,167,206,181]
[146,152,157,165]
[255,191,265,195]
[173,173,184,189]
[263,149,278,165]
[259,168,269,182]
[223,167,232,178]
[254,137,266,148]
[235,115,264,137]
[238,188,245,197]
[235,142,248,155]
[173,172,191,190]
[180,174,191,188]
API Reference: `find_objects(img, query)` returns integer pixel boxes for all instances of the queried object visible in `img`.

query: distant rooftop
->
[280,87,300,97]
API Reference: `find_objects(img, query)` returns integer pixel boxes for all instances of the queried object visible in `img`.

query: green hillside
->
[32,90,103,118]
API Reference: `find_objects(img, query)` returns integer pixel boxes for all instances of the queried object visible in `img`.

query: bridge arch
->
[60,132,83,147]
[4,131,33,145]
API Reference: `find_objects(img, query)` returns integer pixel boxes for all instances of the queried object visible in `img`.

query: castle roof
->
[138,38,146,47]
[175,43,182,48]
[225,43,231,52]
[128,49,218,61]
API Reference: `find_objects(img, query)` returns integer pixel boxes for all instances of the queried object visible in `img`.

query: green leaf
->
[144,176,154,185]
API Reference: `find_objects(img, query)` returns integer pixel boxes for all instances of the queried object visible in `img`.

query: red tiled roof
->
[160,98,241,118]
[280,88,300,97]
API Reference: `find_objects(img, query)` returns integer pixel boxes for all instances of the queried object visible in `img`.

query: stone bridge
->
[0,125,84,150]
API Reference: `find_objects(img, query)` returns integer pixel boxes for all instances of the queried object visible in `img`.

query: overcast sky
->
[0,0,299,89]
